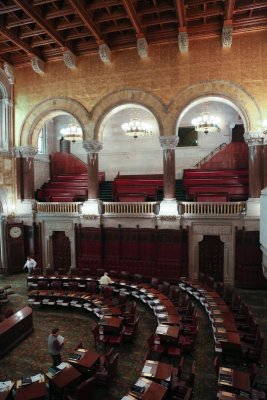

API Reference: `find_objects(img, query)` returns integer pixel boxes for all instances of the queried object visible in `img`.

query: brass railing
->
[180,201,246,216]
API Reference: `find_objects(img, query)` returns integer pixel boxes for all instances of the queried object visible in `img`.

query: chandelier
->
[60,118,83,142]
[191,106,221,135]
[121,117,152,139]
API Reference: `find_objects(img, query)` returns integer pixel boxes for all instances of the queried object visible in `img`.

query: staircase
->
[99,181,113,202]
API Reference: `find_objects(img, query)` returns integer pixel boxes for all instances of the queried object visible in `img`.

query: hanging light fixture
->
[121,117,152,139]
[60,117,83,142]
[191,104,221,135]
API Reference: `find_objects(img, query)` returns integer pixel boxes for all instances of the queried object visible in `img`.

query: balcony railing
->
[36,201,246,217]
[36,202,82,214]
[180,201,246,216]
[103,202,157,215]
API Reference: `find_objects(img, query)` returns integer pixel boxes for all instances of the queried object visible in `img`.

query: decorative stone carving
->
[137,37,148,58]
[244,131,267,146]
[222,26,233,48]
[63,50,77,69]
[3,62,15,84]
[192,224,231,235]
[31,57,45,74]
[14,146,38,159]
[83,140,103,153]
[178,32,188,53]
[99,43,111,64]
[159,135,179,150]
[45,221,73,239]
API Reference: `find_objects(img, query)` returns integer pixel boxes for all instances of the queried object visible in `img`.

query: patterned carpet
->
[0,273,266,400]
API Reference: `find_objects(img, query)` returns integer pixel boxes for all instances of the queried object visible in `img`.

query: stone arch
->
[166,80,262,135]
[90,88,167,141]
[19,97,92,147]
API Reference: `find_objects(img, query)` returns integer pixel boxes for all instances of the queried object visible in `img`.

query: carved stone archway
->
[90,88,166,141]
[19,97,92,147]
[43,220,75,272]
[166,80,262,135]
[189,223,234,285]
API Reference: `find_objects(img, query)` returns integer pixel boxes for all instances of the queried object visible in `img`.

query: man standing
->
[48,327,64,367]
[98,271,112,293]
[23,256,37,276]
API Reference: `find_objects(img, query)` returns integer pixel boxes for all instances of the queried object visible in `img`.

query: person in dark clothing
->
[48,327,64,367]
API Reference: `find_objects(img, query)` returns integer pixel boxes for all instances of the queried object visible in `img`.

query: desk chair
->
[66,376,96,400]
[95,352,119,386]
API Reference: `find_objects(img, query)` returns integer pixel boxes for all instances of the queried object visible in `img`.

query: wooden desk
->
[98,316,122,333]
[46,363,82,395]
[0,382,14,400]
[141,360,172,385]
[0,307,33,358]
[159,315,180,326]
[15,376,47,400]
[68,348,100,373]
[218,390,251,400]
[129,377,168,400]
[156,325,179,342]
[218,367,251,395]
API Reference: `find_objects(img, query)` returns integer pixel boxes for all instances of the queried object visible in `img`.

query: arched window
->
[0,67,13,151]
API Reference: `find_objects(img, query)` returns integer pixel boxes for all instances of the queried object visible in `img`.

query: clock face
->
[9,226,22,239]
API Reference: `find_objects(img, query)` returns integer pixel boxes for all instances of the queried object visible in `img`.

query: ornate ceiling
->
[0,0,266,67]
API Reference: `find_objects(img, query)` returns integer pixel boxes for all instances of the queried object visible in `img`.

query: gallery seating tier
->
[182,168,249,201]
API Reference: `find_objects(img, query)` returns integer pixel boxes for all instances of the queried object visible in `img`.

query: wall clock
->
[9,226,22,239]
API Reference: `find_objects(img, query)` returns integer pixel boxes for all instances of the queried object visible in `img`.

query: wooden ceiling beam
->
[68,0,103,44]
[7,17,33,29]
[0,23,41,58]
[121,0,143,35]
[13,0,70,50]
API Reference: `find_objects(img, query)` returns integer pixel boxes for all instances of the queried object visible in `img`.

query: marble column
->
[244,131,266,216]
[15,146,38,200]
[158,135,179,217]
[82,140,103,215]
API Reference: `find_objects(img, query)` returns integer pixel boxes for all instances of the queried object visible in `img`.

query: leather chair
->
[147,333,165,359]
[95,352,119,386]
[86,281,98,295]
[123,316,140,341]
[67,376,96,400]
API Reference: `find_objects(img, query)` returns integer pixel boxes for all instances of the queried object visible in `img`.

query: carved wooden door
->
[51,231,71,272]
[199,235,224,282]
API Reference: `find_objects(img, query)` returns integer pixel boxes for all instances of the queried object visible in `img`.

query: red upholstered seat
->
[66,376,96,400]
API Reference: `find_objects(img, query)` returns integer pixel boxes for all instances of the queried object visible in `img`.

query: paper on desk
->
[142,366,152,374]
[0,381,12,391]
[136,379,147,388]
[31,374,42,383]
[156,325,168,334]
[57,362,68,370]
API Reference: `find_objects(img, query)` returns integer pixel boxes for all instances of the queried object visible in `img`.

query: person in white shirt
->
[98,272,112,293]
[23,256,37,276]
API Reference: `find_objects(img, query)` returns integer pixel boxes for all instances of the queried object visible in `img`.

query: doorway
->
[199,235,224,282]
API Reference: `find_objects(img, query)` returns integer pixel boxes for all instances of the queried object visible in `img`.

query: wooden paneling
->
[235,229,266,289]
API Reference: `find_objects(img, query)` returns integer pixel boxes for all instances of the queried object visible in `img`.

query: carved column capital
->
[178,31,189,53]
[159,135,179,150]
[99,43,111,64]
[14,146,38,158]
[63,50,77,69]
[222,26,233,48]
[244,131,267,146]
[31,57,45,74]
[83,140,103,153]
[3,62,15,84]
[137,37,148,58]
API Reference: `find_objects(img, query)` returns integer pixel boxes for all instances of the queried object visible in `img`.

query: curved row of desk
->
[25,276,182,400]
[179,278,256,400]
